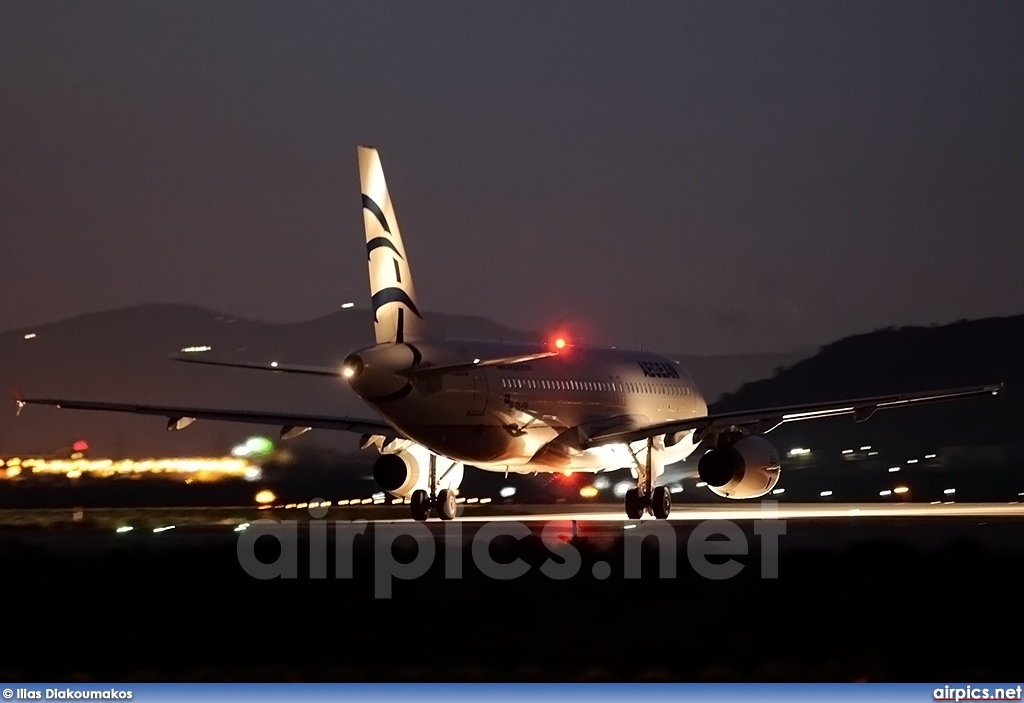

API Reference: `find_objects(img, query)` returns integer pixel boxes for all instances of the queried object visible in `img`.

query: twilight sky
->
[2,1,1022,355]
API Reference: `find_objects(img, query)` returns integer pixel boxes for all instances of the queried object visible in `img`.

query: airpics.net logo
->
[235,501,787,598]
[934,686,1023,701]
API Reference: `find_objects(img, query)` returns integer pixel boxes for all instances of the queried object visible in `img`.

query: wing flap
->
[583,383,1004,447]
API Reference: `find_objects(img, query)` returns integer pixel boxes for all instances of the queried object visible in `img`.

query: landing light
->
[943,488,956,495]
[115,526,133,533]
[343,366,355,378]
[820,490,833,497]
[579,486,598,498]
[499,487,516,498]
[893,486,909,494]
[270,361,278,368]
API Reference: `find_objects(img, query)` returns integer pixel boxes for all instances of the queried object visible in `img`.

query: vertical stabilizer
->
[358,146,427,344]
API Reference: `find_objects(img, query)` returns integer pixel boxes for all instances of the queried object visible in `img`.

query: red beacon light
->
[72,440,89,452]
[554,337,567,349]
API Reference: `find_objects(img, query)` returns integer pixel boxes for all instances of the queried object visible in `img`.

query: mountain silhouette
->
[2,303,802,458]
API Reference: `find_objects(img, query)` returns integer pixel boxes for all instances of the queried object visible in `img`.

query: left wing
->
[15,395,401,440]
[583,383,1004,448]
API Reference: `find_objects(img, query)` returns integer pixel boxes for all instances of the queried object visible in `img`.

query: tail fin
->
[358,146,427,345]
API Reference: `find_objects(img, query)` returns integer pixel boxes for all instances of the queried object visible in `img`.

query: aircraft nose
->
[342,354,363,380]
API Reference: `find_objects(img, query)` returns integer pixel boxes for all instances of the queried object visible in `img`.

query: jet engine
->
[697,435,781,499]
[373,451,421,497]
[372,444,465,498]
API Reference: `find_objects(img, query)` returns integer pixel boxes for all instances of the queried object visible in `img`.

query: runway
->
[1,501,1023,530]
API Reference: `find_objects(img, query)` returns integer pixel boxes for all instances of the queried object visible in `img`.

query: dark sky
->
[2,1,1022,355]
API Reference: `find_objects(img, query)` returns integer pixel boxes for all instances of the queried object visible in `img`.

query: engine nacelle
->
[372,445,465,498]
[373,451,420,496]
[697,435,781,499]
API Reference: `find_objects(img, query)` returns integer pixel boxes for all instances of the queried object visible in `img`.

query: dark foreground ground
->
[1,517,1021,682]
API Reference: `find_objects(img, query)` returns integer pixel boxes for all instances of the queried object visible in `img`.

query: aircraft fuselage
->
[345,339,707,473]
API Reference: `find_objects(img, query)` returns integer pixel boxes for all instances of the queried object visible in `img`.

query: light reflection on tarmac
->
[391,502,1024,523]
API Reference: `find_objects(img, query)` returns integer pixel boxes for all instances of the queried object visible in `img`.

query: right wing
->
[15,394,402,441]
[583,383,1004,447]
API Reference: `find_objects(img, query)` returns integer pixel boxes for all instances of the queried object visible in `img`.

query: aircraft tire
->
[624,488,644,520]
[436,489,457,520]
[651,486,671,519]
[410,489,431,521]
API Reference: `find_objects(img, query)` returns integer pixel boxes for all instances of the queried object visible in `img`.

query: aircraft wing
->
[170,355,343,377]
[583,383,1004,448]
[15,395,401,440]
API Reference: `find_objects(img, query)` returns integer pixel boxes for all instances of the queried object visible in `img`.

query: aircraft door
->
[613,375,626,407]
[468,371,488,416]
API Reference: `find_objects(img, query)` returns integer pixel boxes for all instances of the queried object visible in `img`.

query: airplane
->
[16,146,1003,521]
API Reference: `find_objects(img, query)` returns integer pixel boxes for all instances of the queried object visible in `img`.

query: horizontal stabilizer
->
[171,355,343,377]
[400,351,558,378]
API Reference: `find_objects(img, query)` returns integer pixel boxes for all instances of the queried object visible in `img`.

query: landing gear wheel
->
[410,489,431,521]
[436,489,457,520]
[624,488,645,520]
[651,486,671,519]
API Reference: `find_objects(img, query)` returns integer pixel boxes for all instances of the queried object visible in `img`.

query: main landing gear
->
[624,437,670,520]
[410,454,458,521]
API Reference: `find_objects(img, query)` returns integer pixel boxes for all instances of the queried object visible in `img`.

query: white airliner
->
[17,146,1002,521]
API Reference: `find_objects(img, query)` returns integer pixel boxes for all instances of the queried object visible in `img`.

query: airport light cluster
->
[0,456,260,481]
[231,436,274,458]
